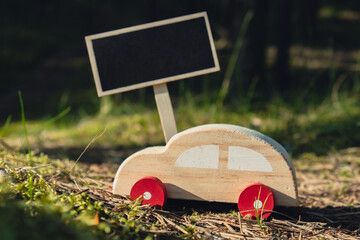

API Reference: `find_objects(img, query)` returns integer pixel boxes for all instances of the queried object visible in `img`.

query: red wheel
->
[130,176,167,207]
[238,183,274,219]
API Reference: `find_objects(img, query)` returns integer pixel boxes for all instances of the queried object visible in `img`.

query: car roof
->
[168,124,294,171]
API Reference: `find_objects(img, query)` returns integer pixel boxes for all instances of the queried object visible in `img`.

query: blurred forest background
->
[0,0,359,114]
[1,0,360,119]
[1,0,360,157]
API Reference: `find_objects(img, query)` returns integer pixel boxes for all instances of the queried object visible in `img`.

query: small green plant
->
[253,186,271,234]
[18,91,32,166]
[128,195,146,219]
[179,224,197,239]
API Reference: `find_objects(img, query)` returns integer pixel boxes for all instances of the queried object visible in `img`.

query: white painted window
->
[228,146,272,172]
[175,145,219,169]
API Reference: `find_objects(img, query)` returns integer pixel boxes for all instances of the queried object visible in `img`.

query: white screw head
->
[143,191,152,200]
[253,200,263,209]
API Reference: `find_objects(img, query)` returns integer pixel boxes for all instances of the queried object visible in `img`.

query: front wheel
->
[238,183,274,219]
[130,176,167,207]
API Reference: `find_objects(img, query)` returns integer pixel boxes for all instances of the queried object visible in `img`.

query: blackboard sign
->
[85,12,220,97]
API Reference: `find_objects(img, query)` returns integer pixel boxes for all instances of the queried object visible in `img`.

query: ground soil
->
[47,146,360,239]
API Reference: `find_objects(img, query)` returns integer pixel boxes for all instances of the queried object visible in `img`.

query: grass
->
[18,91,31,165]
[0,115,12,138]
[2,89,359,159]
[216,10,254,109]
[0,149,153,240]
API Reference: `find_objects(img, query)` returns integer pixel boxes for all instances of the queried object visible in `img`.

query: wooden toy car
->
[113,124,298,218]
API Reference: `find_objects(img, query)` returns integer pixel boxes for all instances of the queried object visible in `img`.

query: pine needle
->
[70,126,107,173]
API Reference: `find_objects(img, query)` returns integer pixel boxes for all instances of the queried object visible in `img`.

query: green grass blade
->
[44,107,71,126]
[255,186,263,230]
[217,10,254,109]
[18,91,32,166]
[0,115,12,138]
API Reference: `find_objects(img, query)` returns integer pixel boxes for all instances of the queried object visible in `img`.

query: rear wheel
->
[130,176,167,207]
[238,183,274,219]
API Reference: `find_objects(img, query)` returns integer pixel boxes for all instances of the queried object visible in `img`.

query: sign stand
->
[153,83,177,143]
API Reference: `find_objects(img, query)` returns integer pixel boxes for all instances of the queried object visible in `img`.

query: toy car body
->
[113,124,298,213]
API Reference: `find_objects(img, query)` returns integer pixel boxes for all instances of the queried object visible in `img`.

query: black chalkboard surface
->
[85,12,219,97]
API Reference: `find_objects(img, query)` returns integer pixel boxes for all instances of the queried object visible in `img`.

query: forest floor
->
[0,144,359,239]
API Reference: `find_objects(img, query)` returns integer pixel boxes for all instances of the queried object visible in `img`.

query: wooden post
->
[153,83,178,143]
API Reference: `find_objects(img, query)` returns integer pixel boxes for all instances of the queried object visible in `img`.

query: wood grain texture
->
[85,37,103,96]
[113,124,298,206]
[153,83,177,143]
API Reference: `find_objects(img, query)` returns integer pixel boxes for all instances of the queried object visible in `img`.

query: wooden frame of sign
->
[85,12,220,142]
